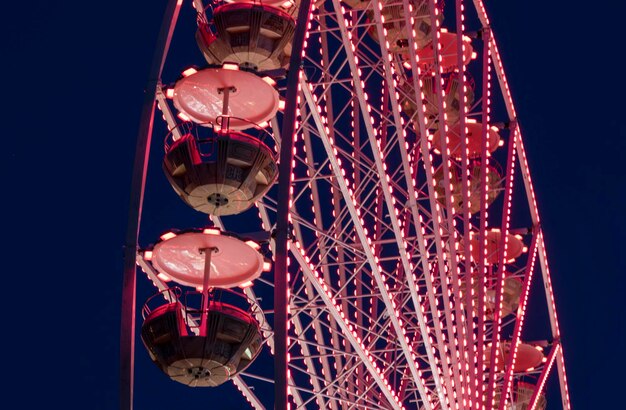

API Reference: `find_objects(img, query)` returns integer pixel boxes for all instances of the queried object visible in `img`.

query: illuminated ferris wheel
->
[121,0,572,409]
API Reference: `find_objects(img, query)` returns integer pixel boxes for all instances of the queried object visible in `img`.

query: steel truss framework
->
[123,0,571,409]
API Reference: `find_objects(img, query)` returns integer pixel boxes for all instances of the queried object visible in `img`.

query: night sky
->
[3,0,624,408]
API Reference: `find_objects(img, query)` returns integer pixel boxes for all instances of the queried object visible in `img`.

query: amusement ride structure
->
[121,0,571,409]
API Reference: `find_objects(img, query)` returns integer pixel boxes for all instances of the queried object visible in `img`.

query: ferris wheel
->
[121,0,572,409]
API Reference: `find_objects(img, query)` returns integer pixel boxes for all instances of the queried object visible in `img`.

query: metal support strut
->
[119,1,182,409]
[200,247,218,336]
[274,0,312,409]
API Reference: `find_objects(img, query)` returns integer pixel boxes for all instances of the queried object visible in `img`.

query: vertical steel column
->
[120,1,181,409]
[486,123,517,409]
[274,1,312,408]
[476,26,492,409]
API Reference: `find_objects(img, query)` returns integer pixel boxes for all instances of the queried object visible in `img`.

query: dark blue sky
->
[2,0,624,408]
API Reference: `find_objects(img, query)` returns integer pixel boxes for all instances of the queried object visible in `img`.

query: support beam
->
[527,343,560,410]
[498,230,539,410]
[475,25,492,409]
[486,124,517,409]
[274,1,313,408]
[120,1,181,409]
[291,242,405,410]
[302,77,434,407]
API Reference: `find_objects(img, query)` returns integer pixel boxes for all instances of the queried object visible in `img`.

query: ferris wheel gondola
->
[140,227,270,387]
